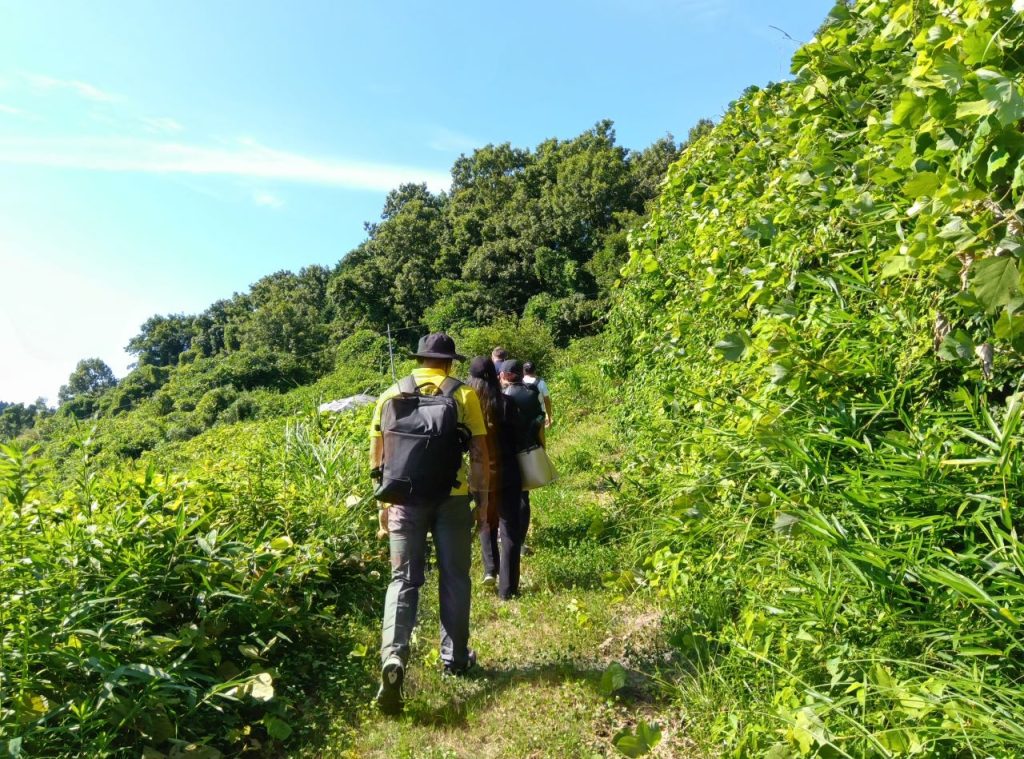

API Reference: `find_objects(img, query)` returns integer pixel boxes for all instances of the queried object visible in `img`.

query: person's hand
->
[377,506,389,539]
[474,492,489,527]
[545,417,553,429]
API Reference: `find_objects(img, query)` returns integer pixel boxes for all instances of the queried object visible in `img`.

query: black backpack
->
[373,375,471,505]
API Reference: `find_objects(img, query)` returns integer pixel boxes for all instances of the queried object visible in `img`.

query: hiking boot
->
[482,574,496,587]
[376,657,405,715]
[443,649,477,677]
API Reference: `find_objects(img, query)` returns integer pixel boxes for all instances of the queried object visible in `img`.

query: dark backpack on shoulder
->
[373,375,470,506]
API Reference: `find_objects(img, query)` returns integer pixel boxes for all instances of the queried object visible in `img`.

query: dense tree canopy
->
[17,120,700,439]
[0,399,48,441]
[57,358,117,418]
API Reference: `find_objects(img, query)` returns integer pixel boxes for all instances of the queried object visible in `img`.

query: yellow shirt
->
[370,367,486,496]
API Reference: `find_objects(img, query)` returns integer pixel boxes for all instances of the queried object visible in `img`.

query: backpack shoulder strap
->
[398,375,418,395]
[439,376,463,398]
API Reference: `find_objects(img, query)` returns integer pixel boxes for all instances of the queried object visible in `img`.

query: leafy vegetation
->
[12,0,1024,755]
[1,404,385,757]
[613,0,1024,754]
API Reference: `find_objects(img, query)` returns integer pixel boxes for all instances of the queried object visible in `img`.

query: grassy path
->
[305,411,696,758]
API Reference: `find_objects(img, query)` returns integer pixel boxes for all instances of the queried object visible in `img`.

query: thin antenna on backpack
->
[387,324,397,382]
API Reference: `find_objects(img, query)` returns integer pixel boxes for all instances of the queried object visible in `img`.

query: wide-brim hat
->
[410,332,466,361]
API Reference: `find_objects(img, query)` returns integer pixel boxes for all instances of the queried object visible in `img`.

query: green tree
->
[238,267,332,368]
[126,313,195,368]
[330,184,447,331]
[0,399,48,441]
[58,358,117,418]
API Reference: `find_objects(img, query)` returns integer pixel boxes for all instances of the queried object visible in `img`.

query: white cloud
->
[140,115,184,134]
[0,104,27,117]
[252,190,284,209]
[428,127,480,154]
[23,73,120,103]
[0,136,452,193]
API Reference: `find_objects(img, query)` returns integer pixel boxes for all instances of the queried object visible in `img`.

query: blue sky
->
[0,0,832,404]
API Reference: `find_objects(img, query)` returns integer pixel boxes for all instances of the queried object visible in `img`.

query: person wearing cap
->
[496,358,546,599]
[523,361,552,429]
[370,333,489,714]
[491,346,508,367]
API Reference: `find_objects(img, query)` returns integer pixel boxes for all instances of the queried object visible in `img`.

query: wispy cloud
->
[0,136,451,193]
[140,116,184,134]
[0,104,28,118]
[252,190,284,209]
[23,73,120,103]
[428,127,480,154]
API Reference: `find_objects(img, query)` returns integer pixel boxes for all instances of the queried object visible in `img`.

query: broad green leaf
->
[636,721,662,750]
[263,715,293,740]
[892,91,927,126]
[987,148,1010,179]
[938,330,974,361]
[714,332,749,361]
[972,256,1020,311]
[904,171,940,197]
[770,362,791,385]
[994,309,1024,349]
[599,661,628,696]
[955,99,994,120]
[977,69,1024,125]
[270,535,293,551]
[881,255,914,279]
[614,735,647,758]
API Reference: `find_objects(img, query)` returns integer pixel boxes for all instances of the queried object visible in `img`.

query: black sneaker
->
[443,649,477,677]
[376,657,405,714]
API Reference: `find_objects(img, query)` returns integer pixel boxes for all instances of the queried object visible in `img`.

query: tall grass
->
[0,410,382,757]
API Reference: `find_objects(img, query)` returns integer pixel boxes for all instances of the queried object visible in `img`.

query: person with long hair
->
[466,356,521,591]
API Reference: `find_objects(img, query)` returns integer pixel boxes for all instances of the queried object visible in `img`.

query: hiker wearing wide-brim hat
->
[370,332,489,715]
[409,333,467,362]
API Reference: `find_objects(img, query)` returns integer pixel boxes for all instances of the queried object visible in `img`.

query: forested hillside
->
[1,121,708,461]
[614,0,1024,754]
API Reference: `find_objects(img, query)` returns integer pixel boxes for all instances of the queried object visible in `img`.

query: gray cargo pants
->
[380,495,474,669]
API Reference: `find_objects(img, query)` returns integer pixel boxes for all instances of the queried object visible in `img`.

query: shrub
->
[194,385,239,428]
[612,0,1024,754]
[334,329,389,372]
[523,293,605,345]
[455,316,556,369]
[220,393,259,424]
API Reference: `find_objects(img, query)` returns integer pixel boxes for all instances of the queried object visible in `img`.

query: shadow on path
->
[400,658,661,729]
